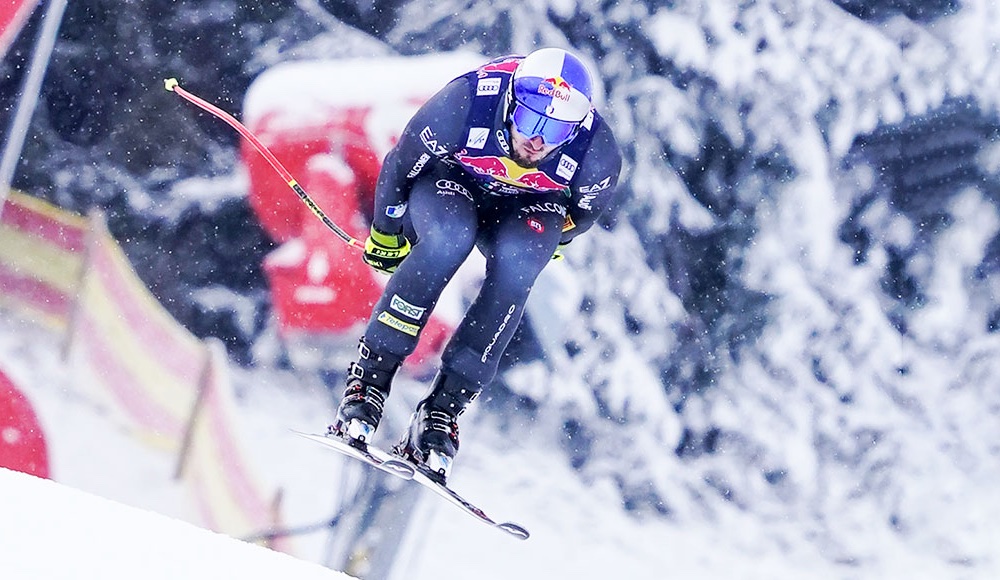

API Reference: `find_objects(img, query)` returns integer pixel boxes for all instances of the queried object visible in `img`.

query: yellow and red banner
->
[179,340,293,552]
[70,212,208,449]
[0,191,87,329]
[1,191,290,551]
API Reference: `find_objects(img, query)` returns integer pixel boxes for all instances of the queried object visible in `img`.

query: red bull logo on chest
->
[454,150,567,194]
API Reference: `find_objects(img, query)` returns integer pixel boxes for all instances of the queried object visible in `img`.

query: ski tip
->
[499,522,530,540]
[289,429,325,441]
[163,78,179,92]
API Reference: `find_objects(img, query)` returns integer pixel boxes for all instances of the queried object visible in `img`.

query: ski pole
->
[163,78,363,251]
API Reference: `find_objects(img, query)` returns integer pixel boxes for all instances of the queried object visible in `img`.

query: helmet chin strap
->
[502,81,514,125]
[497,83,516,156]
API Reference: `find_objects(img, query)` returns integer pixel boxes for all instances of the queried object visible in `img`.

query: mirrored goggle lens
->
[510,102,578,145]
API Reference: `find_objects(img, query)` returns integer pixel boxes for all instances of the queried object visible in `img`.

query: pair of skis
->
[295,431,530,540]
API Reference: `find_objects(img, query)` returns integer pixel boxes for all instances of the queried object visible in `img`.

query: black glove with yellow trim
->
[363,226,411,274]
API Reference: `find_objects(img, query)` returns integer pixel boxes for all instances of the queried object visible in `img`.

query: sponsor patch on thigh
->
[377,311,420,336]
[390,294,426,320]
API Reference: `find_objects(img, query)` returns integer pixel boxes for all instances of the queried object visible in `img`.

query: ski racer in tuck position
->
[328,47,623,484]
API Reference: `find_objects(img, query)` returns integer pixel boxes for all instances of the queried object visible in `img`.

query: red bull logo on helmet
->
[539,77,573,102]
[512,48,594,123]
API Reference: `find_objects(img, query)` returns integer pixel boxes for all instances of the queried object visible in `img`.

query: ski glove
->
[363,225,411,274]
[551,242,570,261]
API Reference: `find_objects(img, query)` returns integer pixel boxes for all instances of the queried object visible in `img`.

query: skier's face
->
[508,127,558,168]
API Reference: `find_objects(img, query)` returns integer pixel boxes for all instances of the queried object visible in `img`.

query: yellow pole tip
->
[163,78,179,92]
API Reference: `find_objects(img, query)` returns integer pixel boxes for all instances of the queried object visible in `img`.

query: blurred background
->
[2,1,999,578]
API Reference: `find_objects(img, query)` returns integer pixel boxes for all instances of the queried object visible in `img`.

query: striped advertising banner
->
[0,0,40,59]
[178,339,292,553]
[69,210,208,450]
[0,191,87,329]
[1,192,290,552]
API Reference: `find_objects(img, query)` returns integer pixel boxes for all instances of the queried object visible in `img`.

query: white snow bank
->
[0,467,355,580]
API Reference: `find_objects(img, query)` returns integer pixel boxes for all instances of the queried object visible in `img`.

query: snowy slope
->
[0,466,353,580]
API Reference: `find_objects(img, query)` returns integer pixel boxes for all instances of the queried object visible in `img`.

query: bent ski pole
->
[163,78,363,251]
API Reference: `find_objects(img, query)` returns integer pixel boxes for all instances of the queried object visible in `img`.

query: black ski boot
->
[328,339,402,445]
[394,372,481,484]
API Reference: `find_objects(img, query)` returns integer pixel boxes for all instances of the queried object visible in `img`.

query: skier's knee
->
[419,223,476,264]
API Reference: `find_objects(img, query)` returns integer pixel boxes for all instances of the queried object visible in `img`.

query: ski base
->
[295,431,529,540]
[292,431,415,479]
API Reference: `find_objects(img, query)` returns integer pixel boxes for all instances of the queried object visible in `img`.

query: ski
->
[292,431,415,479]
[296,431,529,540]
[384,457,531,540]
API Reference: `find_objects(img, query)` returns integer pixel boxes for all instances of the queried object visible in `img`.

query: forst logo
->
[538,76,572,101]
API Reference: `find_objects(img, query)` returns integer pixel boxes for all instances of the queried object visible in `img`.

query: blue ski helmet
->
[508,48,594,146]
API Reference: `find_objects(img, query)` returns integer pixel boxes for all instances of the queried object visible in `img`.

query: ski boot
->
[394,372,481,484]
[328,339,402,445]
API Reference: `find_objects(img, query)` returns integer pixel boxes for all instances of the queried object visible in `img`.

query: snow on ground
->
[0,466,353,580]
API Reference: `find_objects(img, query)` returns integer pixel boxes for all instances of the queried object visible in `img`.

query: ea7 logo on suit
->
[577,176,612,210]
[420,126,449,157]
[579,176,611,194]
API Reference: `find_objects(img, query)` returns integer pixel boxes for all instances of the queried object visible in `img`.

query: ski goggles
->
[509,100,580,146]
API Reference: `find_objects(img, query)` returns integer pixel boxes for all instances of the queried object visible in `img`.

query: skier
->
[328,47,623,484]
